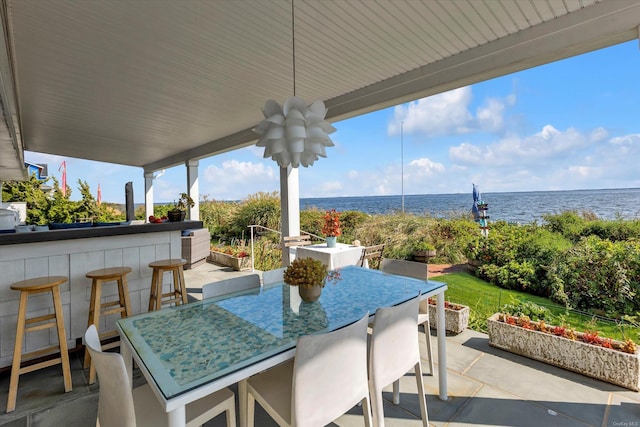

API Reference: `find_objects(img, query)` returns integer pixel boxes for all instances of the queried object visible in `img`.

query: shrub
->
[548,236,640,316]
[500,299,552,321]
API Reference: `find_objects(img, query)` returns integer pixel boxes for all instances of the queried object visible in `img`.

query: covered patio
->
[1,1,640,425]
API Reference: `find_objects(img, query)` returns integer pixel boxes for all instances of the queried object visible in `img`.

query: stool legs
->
[83,278,103,384]
[175,267,188,305]
[52,285,73,393]
[7,286,71,413]
[148,265,187,311]
[7,291,28,413]
[148,268,163,312]
[84,273,132,385]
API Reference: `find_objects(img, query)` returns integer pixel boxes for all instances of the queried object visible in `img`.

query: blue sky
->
[25,40,640,204]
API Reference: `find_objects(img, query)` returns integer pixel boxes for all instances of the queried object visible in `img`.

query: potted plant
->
[412,241,436,262]
[284,257,328,302]
[321,209,341,248]
[167,193,195,222]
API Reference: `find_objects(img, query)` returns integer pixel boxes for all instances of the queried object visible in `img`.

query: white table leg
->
[168,405,186,427]
[437,292,448,400]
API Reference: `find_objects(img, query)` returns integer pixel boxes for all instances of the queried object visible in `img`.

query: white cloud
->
[408,158,445,176]
[389,87,473,136]
[202,160,277,199]
[476,98,506,132]
[449,125,608,168]
[388,86,516,137]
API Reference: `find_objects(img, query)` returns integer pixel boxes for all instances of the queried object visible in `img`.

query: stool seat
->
[86,266,133,280]
[148,258,188,311]
[148,258,186,269]
[84,266,133,384]
[7,276,72,413]
[10,276,68,291]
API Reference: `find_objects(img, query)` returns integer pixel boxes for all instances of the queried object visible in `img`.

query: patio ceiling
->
[1,0,639,181]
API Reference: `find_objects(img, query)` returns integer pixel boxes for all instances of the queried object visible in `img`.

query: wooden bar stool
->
[148,258,188,311]
[7,276,72,413]
[83,266,133,385]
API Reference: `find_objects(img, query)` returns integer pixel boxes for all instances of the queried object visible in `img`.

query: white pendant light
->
[255,97,335,168]
[253,0,336,168]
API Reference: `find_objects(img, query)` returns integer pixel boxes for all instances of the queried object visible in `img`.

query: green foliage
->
[250,238,283,271]
[230,192,281,239]
[337,210,369,242]
[2,176,122,224]
[543,211,640,243]
[2,175,52,224]
[543,211,590,241]
[300,209,324,238]
[548,236,640,316]
[437,272,637,341]
[500,299,552,321]
[199,195,239,238]
[477,260,537,292]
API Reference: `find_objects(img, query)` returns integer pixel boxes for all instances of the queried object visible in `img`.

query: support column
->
[144,171,154,222]
[186,159,199,221]
[280,166,300,266]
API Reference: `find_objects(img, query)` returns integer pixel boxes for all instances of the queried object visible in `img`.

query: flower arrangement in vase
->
[284,257,328,302]
[322,209,341,248]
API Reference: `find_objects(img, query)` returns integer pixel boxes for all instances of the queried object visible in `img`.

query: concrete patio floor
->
[1,261,638,426]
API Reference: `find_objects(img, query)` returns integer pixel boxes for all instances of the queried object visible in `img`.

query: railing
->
[247,225,326,272]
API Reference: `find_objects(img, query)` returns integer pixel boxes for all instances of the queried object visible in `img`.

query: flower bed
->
[209,247,251,271]
[426,299,469,334]
[487,313,640,391]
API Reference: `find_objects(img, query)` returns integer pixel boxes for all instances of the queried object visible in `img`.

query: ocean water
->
[300,188,640,224]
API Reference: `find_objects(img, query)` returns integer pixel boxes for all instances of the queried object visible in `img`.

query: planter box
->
[487,313,640,391]
[412,250,436,263]
[467,259,483,272]
[427,303,470,334]
[208,251,252,271]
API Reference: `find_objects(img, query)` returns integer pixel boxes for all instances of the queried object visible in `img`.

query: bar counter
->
[0,220,204,369]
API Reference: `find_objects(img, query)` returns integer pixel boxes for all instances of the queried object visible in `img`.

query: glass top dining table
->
[117,265,448,427]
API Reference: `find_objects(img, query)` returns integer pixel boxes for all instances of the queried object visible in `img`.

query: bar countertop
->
[0,220,204,246]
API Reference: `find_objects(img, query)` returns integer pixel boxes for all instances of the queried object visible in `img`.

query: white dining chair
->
[262,267,286,285]
[368,294,429,427]
[245,313,373,427]
[84,325,236,427]
[380,258,434,376]
[202,273,261,299]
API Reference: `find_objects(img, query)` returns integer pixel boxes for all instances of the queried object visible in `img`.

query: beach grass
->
[436,272,638,342]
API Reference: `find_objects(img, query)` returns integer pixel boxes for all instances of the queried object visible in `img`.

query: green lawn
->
[435,272,639,343]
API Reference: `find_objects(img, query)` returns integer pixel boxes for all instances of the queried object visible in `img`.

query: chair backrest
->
[359,244,385,267]
[202,273,261,299]
[283,235,312,248]
[369,294,421,390]
[262,267,286,285]
[380,258,427,280]
[381,258,429,313]
[85,325,137,427]
[292,313,370,427]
